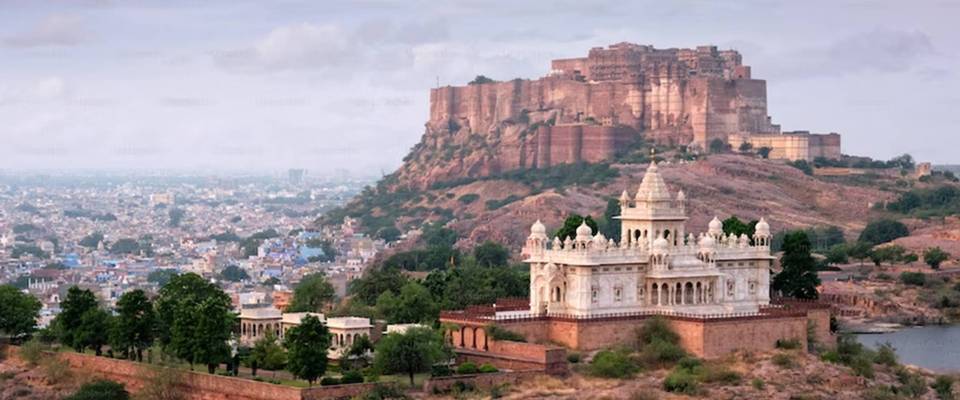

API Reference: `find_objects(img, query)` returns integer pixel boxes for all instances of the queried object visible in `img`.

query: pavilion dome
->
[635,161,672,203]
[530,220,547,238]
[755,217,770,237]
[575,222,593,241]
[652,236,669,253]
[708,216,723,236]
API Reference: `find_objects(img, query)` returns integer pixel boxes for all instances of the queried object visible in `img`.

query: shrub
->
[751,378,765,390]
[637,317,680,346]
[932,375,954,400]
[700,365,742,385]
[677,357,702,370]
[638,339,686,367]
[900,272,927,286]
[456,362,479,375]
[457,194,479,204]
[566,352,581,364]
[478,364,499,373]
[341,370,364,384]
[320,376,341,386]
[588,349,638,379]
[663,369,699,394]
[41,356,72,385]
[859,219,909,246]
[775,338,802,350]
[136,365,185,400]
[65,379,130,400]
[486,326,526,342]
[849,354,875,379]
[772,353,796,369]
[896,367,928,397]
[18,338,45,366]
[874,342,898,367]
[358,383,410,400]
[430,364,452,377]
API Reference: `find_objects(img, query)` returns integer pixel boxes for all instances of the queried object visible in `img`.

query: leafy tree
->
[554,214,598,241]
[168,208,186,227]
[147,269,178,287]
[421,223,458,248]
[375,226,402,242]
[79,232,104,248]
[284,315,330,385]
[739,142,753,152]
[870,245,907,266]
[772,231,821,299]
[790,160,814,175]
[721,216,757,238]
[757,147,772,159]
[345,334,374,370]
[424,263,528,310]
[600,198,622,242]
[847,241,873,266]
[219,265,249,282]
[75,308,112,356]
[0,284,42,340]
[263,276,281,286]
[349,267,409,306]
[251,330,287,375]
[373,327,449,386]
[824,244,849,265]
[155,273,233,372]
[709,138,727,154]
[65,379,129,400]
[473,241,508,268]
[57,286,100,351]
[110,238,142,255]
[112,290,154,361]
[858,219,909,246]
[468,75,495,85]
[287,273,336,312]
[924,247,951,270]
[376,282,439,324]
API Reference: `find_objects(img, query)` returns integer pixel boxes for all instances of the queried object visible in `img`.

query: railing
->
[441,306,807,324]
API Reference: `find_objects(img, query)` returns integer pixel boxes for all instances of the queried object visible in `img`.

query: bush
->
[65,379,130,400]
[588,349,638,378]
[932,375,954,400]
[859,219,909,246]
[849,354,875,379]
[320,376,341,386]
[456,362,479,375]
[700,365,741,385]
[486,326,526,342]
[430,364,452,377]
[677,357,702,370]
[896,367,928,397]
[874,342,898,367]
[41,356,72,385]
[639,339,686,367]
[358,383,410,400]
[637,317,680,346]
[775,338,802,350]
[566,352,581,364]
[751,378,765,390]
[900,272,927,286]
[663,369,699,394]
[478,364,499,373]
[18,338,45,366]
[341,370,364,384]
[772,353,796,369]
[457,194,479,204]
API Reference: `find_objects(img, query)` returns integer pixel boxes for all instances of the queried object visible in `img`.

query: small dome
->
[592,233,607,247]
[755,217,770,236]
[708,216,723,236]
[676,190,686,201]
[652,236,669,253]
[575,222,593,240]
[699,234,715,249]
[619,190,630,202]
[530,220,546,236]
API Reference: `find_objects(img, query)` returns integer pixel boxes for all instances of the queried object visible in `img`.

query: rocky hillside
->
[323,153,896,250]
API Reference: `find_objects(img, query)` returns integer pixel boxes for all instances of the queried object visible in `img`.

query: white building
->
[522,161,774,317]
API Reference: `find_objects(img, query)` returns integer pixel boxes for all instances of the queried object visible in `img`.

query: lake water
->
[857,325,960,372]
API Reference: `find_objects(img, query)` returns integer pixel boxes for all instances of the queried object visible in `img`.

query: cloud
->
[765,29,936,80]
[213,23,356,73]
[3,15,91,48]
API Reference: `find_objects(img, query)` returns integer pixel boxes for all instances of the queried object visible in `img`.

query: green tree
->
[709,138,727,154]
[78,232,104,248]
[376,282,439,324]
[847,241,873,266]
[284,315,330,385]
[473,241,508,267]
[345,334,374,370]
[824,244,849,265]
[349,267,409,306]
[110,238,142,254]
[600,198,623,242]
[147,269,178,287]
[373,327,448,386]
[375,226,402,242]
[554,214,598,241]
[219,265,249,282]
[772,231,821,299]
[721,216,757,238]
[287,273,336,312]
[76,308,112,356]
[870,245,907,267]
[57,286,100,351]
[468,75,495,85]
[858,219,909,246]
[421,223,458,248]
[0,284,42,340]
[924,247,951,270]
[65,379,129,400]
[168,208,186,227]
[112,290,154,361]
[155,273,233,372]
[251,330,287,376]
[739,142,753,152]
[757,147,772,159]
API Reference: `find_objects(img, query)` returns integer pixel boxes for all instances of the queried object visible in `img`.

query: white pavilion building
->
[522,161,774,317]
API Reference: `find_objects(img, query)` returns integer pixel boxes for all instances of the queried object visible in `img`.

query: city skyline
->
[1,0,958,173]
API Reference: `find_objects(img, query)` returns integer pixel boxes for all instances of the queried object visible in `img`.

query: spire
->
[635,160,672,203]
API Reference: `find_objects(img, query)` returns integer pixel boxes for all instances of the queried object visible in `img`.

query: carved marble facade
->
[523,161,774,317]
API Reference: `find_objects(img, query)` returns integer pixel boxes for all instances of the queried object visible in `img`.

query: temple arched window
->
[614,285,623,302]
[591,286,599,303]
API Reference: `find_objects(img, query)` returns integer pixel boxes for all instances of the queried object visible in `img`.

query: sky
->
[0,0,958,174]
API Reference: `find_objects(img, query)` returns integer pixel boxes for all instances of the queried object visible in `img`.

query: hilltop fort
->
[401,42,840,188]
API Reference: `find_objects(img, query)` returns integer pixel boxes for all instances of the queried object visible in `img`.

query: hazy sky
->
[1,0,958,173]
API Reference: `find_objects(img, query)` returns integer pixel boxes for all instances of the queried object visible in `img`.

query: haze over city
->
[1,0,958,174]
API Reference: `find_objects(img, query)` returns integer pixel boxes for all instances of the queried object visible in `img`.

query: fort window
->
[591,286,599,303]
[614,286,623,302]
